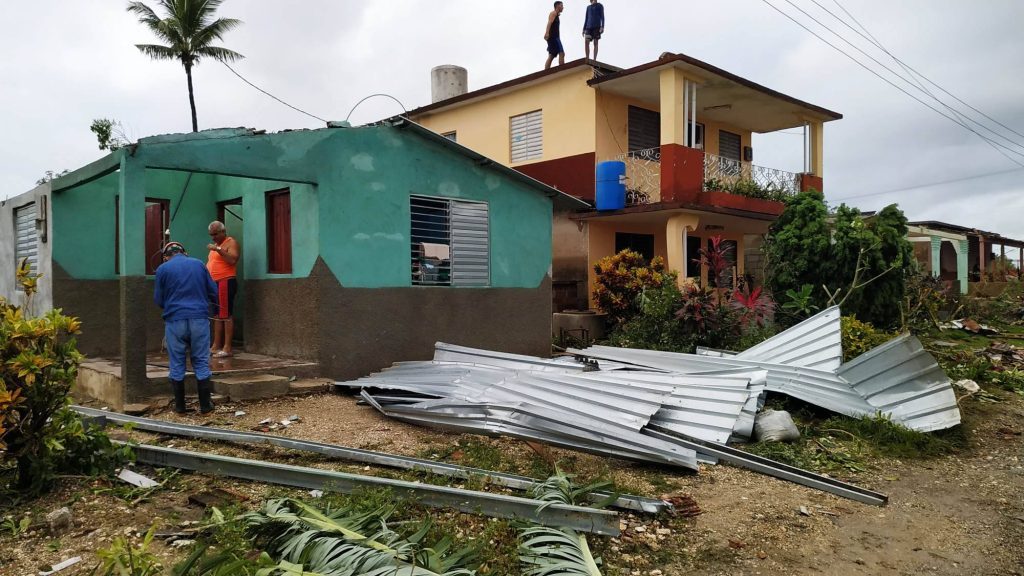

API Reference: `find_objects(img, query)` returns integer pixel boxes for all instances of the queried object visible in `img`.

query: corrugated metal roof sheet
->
[837,334,961,432]
[733,307,843,371]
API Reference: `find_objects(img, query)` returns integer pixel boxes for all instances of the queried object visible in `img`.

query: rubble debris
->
[309,490,324,498]
[117,468,159,488]
[234,411,246,417]
[753,409,801,442]
[123,403,152,416]
[38,557,82,575]
[954,379,981,394]
[799,506,812,516]
[661,493,702,517]
[44,507,72,535]
[288,414,300,422]
[188,488,247,509]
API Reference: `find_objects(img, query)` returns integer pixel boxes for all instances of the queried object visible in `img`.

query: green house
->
[8,118,582,403]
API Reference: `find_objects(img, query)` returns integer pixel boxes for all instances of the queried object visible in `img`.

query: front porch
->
[590,53,839,213]
[576,207,775,308]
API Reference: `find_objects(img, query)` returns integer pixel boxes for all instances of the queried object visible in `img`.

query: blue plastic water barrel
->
[595,161,626,210]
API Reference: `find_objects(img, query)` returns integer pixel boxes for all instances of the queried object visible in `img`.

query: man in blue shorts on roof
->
[544,1,565,70]
[583,0,605,60]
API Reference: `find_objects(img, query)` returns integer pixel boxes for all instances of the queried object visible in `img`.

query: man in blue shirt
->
[583,0,605,60]
[154,241,217,414]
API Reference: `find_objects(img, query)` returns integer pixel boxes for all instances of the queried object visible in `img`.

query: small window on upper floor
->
[510,110,543,163]
[442,131,457,143]
[411,195,490,287]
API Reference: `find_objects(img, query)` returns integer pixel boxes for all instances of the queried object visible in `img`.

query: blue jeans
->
[165,318,212,381]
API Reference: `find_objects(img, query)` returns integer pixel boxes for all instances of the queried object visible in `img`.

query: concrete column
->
[665,213,700,287]
[809,120,824,177]
[958,239,969,294]
[930,236,941,278]
[978,236,987,278]
[118,158,148,399]
[659,68,687,146]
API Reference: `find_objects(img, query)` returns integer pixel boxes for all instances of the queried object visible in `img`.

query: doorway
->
[217,198,244,346]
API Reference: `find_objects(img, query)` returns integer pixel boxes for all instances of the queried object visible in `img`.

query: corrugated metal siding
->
[14,203,38,274]
[451,200,489,287]
[510,110,542,163]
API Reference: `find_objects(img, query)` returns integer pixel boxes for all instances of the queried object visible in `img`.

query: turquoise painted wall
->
[52,125,553,288]
[53,169,218,279]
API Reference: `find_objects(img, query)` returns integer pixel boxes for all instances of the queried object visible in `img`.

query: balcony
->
[614,147,802,207]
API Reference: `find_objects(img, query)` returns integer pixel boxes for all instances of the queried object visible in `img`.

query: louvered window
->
[510,110,543,163]
[411,195,489,287]
[628,106,660,153]
[14,203,39,287]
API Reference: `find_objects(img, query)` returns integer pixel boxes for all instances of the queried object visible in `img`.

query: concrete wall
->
[50,124,557,376]
[0,183,53,311]
[414,68,598,167]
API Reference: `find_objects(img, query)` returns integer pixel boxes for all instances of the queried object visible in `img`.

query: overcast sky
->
[3,1,1023,241]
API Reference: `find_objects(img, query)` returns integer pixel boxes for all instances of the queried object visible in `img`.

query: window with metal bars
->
[510,110,542,163]
[14,203,38,289]
[410,195,489,287]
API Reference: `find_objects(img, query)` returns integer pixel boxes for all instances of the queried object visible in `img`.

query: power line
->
[825,0,1024,145]
[830,166,1024,201]
[760,0,1024,166]
[221,61,327,124]
[810,0,1024,156]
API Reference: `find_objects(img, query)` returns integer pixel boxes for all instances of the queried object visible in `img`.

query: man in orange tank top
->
[207,220,239,357]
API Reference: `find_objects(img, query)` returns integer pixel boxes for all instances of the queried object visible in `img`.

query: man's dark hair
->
[554,1,562,7]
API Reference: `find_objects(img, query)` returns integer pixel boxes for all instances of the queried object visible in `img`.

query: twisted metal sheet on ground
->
[571,345,875,419]
[732,307,844,371]
[362,392,700,470]
[837,334,961,432]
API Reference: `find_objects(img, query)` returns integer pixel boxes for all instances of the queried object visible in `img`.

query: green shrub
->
[592,250,674,325]
[841,316,898,362]
[93,526,162,576]
[608,281,692,351]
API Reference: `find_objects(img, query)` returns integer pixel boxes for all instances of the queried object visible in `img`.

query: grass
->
[743,396,969,476]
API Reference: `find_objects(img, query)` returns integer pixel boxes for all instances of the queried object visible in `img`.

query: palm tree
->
[127,0,243,132]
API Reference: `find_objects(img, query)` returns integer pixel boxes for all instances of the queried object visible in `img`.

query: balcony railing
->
[703,152,800,202]
[615,148,662,205]
[611,147,802,206]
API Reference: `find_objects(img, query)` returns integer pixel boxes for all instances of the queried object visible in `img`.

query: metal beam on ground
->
[73,406,666,514]
[644,426,888,507]
[124,442,621,536]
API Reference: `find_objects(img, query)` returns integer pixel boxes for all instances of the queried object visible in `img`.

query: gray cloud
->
[3,0,1023,241]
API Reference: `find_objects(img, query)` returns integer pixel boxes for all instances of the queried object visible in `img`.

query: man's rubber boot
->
[197,378,215,414]
[171,380,188,414]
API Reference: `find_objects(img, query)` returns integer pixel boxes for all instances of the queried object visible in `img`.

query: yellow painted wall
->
[414,68,597,167]
[584,219,748,307]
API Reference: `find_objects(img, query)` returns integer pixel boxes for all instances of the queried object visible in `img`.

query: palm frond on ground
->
[518,469,605,576]
[240,498,476,576]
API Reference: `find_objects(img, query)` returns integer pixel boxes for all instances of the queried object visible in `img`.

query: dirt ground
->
[2,388,1023,576]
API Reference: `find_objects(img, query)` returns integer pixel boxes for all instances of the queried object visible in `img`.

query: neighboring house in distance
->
[409,55,842,310]
[0,119,584,405]
[907,220,1024,293]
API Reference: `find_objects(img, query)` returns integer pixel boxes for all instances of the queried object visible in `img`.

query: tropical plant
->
[780,283,819,322]
[242,498,476,575]
[607,281,691,352]
[127,0,244,132]
[592,250,674,325]
[731,284,774,330]
[92,525,162,576]
[518,469,606,576]
[840,316,897,362]
[36,169,70,186]
[91,118,131,151]
[0,279,90,493]
[764,190,832,311]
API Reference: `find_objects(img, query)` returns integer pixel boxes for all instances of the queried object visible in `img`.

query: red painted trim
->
[696,191,784,216]
[800,174,824,193]
[659,144,703,203]
[514,152,598,201]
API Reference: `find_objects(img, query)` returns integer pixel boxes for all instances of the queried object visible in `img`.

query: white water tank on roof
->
[431,65,468,103]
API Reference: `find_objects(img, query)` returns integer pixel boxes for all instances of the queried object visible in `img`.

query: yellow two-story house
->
[409,53,841,310]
